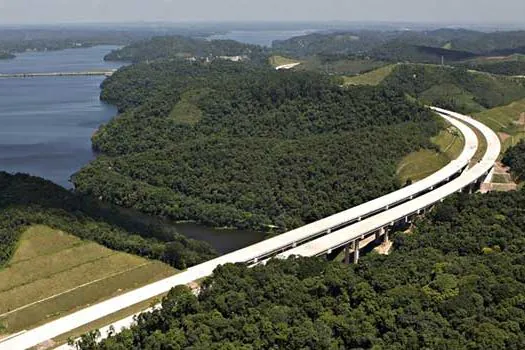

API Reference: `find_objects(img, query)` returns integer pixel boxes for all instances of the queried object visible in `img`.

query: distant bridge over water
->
[0,70,116,78]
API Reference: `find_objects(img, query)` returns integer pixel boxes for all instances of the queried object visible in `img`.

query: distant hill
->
[457,55,525,76]
[104,35,268,64]
[272,29,525,64]
[73,60,441,232]
[370,43,478,64]
[379,64,525,113]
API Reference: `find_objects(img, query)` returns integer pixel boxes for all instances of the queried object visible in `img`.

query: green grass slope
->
[0,225,175,335]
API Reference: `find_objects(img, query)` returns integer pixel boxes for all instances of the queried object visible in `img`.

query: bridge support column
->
[384,230,389,243]
[353,240,360,264]
[344,244,350,264]
[376,227,385,241]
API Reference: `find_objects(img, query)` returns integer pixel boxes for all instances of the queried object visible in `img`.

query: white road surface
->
[278,109,500,258]
[0,109,491,350]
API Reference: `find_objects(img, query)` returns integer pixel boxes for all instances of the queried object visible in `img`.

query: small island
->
[0,51,15,59]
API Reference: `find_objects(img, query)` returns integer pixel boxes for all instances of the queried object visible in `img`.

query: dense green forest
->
[460,59,525,76]
[73,59,440,231]
[502,140,525,181]
[0,172,216,269]
[370,43,477,64]
[75,188,525,349]
[104,36,268,63]
[273,29,525,62]
[380,64,525,113]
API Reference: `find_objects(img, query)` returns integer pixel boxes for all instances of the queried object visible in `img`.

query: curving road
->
[277,108,500,259]
[0,108,493,350]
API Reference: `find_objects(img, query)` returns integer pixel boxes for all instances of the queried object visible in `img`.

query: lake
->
[207,29,318,47]
[0,45,122,188]
[0,44,266,253]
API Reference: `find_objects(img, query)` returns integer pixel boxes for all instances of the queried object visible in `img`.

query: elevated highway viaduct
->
[0,108,497,350]
[277,108,500,263]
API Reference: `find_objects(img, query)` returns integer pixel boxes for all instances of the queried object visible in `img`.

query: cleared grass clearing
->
[420,83,486,113]
[0,225,176,335]
[269,55,300,68]
[397,126,465,184]
[169,88,212,125]
[343,64,396,86]
[492,173,511,184]
[475,98,525,153]
[297,57,387,76]
[397,150,450,185]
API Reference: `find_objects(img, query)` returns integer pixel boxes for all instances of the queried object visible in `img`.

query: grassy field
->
[419,83,486,113]
[397,125,465,184]
[269,55,300,68]
[297,57,387,76]
[475,98,525,153]
[0,225,176,336]
[492,173,510,184]
[169,88,213,125]
[343,64,397,86]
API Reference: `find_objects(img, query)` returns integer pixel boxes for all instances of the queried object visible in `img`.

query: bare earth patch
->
[483,56,509,61]
[514,112,525,126]
[498,132,511,143]
[374,240,393,255]
[483,162,517,192]
[35,339,56,350]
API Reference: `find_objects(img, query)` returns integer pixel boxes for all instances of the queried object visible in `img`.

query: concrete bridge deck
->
[277,109,500,261]
[0,70,116,78]
[0,108,499,350]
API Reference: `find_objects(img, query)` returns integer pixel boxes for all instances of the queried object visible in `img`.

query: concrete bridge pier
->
[344,244,351,264]
[353,240,360,264]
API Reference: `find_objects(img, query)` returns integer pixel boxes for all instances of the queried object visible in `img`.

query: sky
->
[0,0,524,25]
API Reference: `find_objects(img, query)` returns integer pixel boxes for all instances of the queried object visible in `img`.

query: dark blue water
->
[0,46,122,74]
[0,46,123,188]
[207,29,318,47]
[0,45,266,252]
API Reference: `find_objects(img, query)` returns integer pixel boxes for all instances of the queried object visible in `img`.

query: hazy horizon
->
[1,0,524,26]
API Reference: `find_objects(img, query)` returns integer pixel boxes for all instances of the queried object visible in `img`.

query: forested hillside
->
[104,35,268,63]
[76,188,525,350]
[273,29,525,61]
[370,43,477,64]
[0,27,208,58]
[459,56,525,76]
[381,64,525,113]
[73,59,441,231]
[0,172,216,269]
[503,140,525,181]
